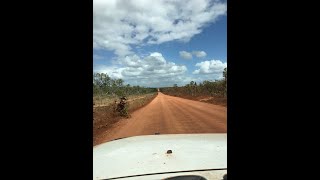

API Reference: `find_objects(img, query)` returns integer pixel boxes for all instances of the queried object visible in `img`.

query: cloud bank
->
[93,0,227,56]
[193,59,226,75]
[94,52,188,87]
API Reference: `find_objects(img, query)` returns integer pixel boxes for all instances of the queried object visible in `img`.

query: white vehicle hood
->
[93,133,227,179]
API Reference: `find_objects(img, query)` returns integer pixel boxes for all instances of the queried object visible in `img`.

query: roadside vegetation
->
[160,68,227,106]
[93,73,157,107]
[93,73,158,145]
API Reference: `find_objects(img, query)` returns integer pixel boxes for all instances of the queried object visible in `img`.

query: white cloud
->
[121,52,187,79]
[93,65,125,79]
[180,50,207,59]
[192,51,207,58]
[193,59,227,76]
[127,76,192,87]
[93,0,227,57]
[179,51,193,59]
[94,52,188,87]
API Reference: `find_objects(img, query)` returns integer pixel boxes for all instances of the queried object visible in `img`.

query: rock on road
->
[96,92,227,144]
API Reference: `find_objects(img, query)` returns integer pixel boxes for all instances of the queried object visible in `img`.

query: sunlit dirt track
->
[95,92,226,145]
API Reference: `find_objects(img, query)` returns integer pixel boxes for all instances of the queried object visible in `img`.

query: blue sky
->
[93,0,227,87]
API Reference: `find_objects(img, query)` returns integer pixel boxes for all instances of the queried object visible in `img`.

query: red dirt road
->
[96,92,227,145]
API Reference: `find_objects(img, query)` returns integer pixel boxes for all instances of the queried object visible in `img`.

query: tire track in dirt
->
[169,98,225,133]
[169,96,227,132]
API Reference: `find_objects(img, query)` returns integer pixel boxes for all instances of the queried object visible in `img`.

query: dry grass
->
[93,94,155,107]
[127,93,158,112]
[93,93,157,144]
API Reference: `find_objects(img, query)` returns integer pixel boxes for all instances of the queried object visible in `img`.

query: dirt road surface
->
[95,92,226,145]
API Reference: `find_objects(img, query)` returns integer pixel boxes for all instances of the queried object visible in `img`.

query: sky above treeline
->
[93,0,227,87]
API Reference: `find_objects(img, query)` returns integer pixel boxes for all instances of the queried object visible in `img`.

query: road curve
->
[96,92,227,144]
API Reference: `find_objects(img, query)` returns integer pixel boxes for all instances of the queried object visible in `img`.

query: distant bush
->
[160,68,227,97]
[93,73,157,97]
[93,73,157,107]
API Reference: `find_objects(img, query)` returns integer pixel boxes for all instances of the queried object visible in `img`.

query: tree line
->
[160,68,227,97]
[93,73,157,97]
